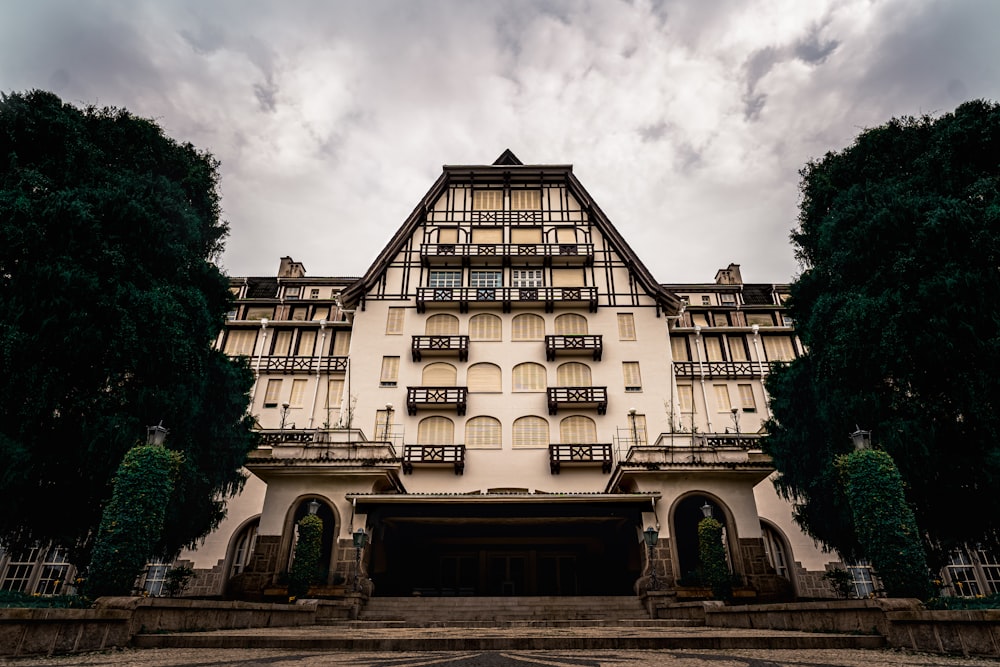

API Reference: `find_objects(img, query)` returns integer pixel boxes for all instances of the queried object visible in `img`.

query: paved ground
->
[4,648,1000,667]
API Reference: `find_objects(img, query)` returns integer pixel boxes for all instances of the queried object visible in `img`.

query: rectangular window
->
[272,330,292,356]
[629,413,648,445]
[0,548,39,592]
[510,189,540,210]
[263,379,282,408]
[747,312,774,327]
[386,307,405,334]
[677,385,695,413]
[720,293,736,305]
[691,313,709,328]
[310,288,320,299]
[623,362,642,392]
[701,295,711,306]
[311,306,330,321]
[617,313,636,341]
[846,563,877,598]
[738,384,756,412]
[290,307,307,321]
[472,190,503,210]
[429,270,462,288]
[285,286,301,299]
[374,409,392,441]
[438,227,459,243]
[245,307,274,321]
[296,330,316,357]
[223,330,257,356]
[512,269,544,288]
[34,547,69,595]
[712,312,730,327]
[142,562,169,597]
[289,379,307,407]
[332,331,351,356]
[326,379,344,412]
[670,336,690,361]
[763,336,796,361]
[469,270,502,288]
[728,336,748,361]
[714,384,732,413]
[782,315,795,327]
[380,356,400,387]
[704,336,725,362]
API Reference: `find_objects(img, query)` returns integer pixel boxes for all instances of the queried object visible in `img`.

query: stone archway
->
[283,497,339,585]
[671,494,730,583]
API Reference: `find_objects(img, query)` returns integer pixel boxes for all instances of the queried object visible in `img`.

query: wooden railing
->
[406,386,469,416]
[416,286,598,313]
[546,386,608,415]
[411,335,470,362]
[402,444,466,475]
[672,360,779,378]
[421,243,594,266]
[548,443,613,474]
[545,334,603,361]
[257,355,348,374]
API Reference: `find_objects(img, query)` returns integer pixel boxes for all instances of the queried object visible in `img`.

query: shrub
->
[288,514,323,599]
[698,517,731,600]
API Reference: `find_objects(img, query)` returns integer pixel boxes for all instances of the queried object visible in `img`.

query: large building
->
[6,151,993,600]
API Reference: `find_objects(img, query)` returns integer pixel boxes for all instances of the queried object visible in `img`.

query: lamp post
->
[643,526,659,591]
[700,501,713,519]
[307,499,320,516]
[147,422,169,446]
[352,528,368,592]
[850,427,872,451]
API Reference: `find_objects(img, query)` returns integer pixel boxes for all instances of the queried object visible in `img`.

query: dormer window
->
[285,286,301,300]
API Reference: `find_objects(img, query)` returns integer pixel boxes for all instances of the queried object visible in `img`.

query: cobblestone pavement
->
[4,648,999,667]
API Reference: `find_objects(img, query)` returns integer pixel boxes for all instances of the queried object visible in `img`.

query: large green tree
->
[0,90,256,563]
[765,99,1000,564]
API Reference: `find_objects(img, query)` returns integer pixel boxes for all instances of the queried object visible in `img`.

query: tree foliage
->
[697,517,731,600]
[837,449,933,599]
[288,515,324,599]
[86,444,181,597]
[0,90,257,562]
[765,100,1000,563]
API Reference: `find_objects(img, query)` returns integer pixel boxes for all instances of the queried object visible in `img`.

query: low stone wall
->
[885,609,1000,656]
[1,598,316,658]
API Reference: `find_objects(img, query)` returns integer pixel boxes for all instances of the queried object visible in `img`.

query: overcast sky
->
[2,1,997,283]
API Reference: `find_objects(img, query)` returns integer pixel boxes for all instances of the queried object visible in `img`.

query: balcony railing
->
[699,433,763,450]
[421,243,594,266]
[416,286,598,313]
[545,335,603,361]
[257,429,317,446]
[672,360,779,379]
[548,443,613,474]
[257,355,348,374]
[402,444,466,475]
[411,335,470,362]
[546,386,608,415]
[406,386,469,416]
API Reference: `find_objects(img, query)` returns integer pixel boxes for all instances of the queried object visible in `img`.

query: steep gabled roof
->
[340,158,681,314]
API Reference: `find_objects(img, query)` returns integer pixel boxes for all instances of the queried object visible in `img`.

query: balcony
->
[411,335,470,362]
[549,443,613,474]
[672,360,779,379]
[406,386,469,416]
[402,444,466,475]
[545,335,603,361]
[421,243,594,267]
[257,356,348,374]
[416,286,598,314]
[547,386,608,415]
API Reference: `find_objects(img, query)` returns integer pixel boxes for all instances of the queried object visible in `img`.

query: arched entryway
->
[672,494,731,583]
[284,497,339,584]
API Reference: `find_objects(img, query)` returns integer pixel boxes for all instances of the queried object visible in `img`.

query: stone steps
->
[357,595,650,624]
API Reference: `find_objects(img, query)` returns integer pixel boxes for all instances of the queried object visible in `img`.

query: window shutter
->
[555,227,577,243]
[511,227,542,244]
[296,331,316,356]
[704,336,724,362]
[552,269,584,287]
[560,416,597,444]
[224,330,257,356]
[471,227,503,243]
[472,190,503,211]
[332,331,351,356]
[386,308,405,334]
[422,362,457,386]
[326,379,344,408]
[678,385,695,413]
[512,314,544,340]
[289,379,307,407]
[426,314,459,335]
[554,313,588,335]
[557,362,591,387]
[465,417,501,449]
[728,336,748,361]
[738,384,756,410]
[631,414,648,445]
[513,363,546,391]
[617,313,636,341]
[763,336,795,361]
[438,227,459,243]
[272,330,292,356]
[380,357,400,385]
[513,416,549,448]
[468,363,501,392]
[469,314,501,341]
[691,313,709,328]
[622,362,642,390]
[714,384,732,412]
[670,336,689,361]
[418,416,455,444]
[311,306,330,321]
[510,190,540,210]
[263,379,282,407]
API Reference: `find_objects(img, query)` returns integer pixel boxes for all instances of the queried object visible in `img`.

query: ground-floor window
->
[845,562,876,598]
[141,562,170,596]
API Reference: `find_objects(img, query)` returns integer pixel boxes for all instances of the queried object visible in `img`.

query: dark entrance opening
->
[365,499,643,596]
[674,495,725,582]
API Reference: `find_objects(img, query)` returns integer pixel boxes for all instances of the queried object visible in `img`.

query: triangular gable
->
[493,149,523,166]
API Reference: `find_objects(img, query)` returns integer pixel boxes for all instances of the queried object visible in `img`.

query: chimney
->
[714,263,742,285]
[277,256,306,278]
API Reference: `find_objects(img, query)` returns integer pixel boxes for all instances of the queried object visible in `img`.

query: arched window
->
[761,523,791,580]
[513,362,546,392]
[512,313,545,341]
[418,416,455,444]
[559,416,597,444]
[465,416,501,449]
[513,416,549,448]
[468,363,501,392]
[229,518,260,577]
[557,362,591,387]
[469,313,502,341]
[554,313,588,335]
[426,314,459,335]
[422,362,457,386]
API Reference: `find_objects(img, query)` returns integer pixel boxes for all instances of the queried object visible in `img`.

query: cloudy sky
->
[2,1,997,283]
